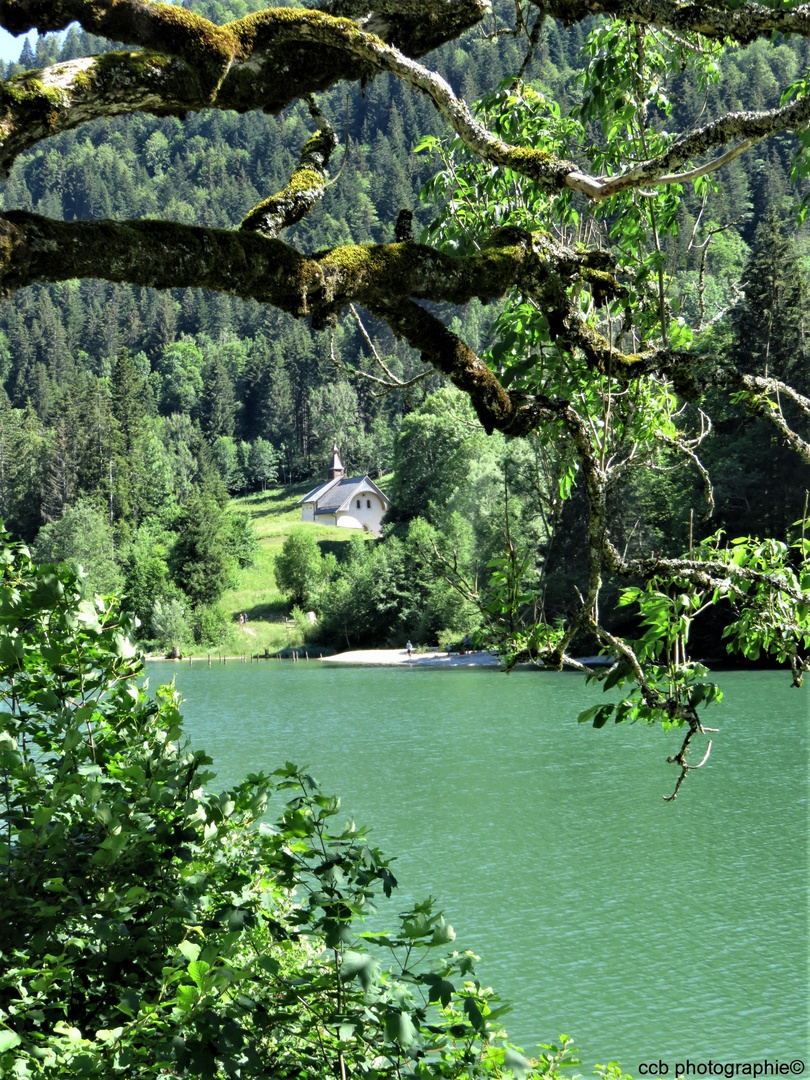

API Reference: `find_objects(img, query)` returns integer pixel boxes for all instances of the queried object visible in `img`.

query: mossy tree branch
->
[1,1,808,199]
[534,0,810,44]
[241,99,338,238]
[0,210,672,437]
[0,52,202,179]
[591,98,810,200]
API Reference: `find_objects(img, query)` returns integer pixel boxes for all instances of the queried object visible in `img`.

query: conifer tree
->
[41,418,72,525]
[200,354,236,440]
[732,205,808,388]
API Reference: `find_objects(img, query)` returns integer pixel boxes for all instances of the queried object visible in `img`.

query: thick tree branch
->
[365,295,535,433]
[0,212,544,313]
[0,53,202,179]
[1,207,779,451]
[241,99,338,238]
[0,0,490,72]
[534,0,810,44]
[1,0,240,98]
[1,2,808,200]
[0,211,619,437]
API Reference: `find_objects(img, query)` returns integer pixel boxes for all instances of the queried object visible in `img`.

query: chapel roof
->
[298,474,389,513]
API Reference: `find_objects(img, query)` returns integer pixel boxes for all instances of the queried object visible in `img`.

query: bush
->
[192,601,228,646]
[273,529,325,607]
[0,533,589,1078]
[151,595,192,651]
[32,498,123,596]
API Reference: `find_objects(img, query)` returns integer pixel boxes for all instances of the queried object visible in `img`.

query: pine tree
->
[110,348,149,525]
[7,401,47,541]
[41,419,73,525]
[200,354,236,439]
[169,492,235,607]
[732,205,808,386]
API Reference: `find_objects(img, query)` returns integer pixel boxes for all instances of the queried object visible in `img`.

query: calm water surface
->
[147,662,809,1070]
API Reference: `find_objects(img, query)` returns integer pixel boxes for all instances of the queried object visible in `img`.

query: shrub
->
[0,532,586,1078]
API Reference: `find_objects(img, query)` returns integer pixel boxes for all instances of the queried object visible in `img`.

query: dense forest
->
[0,1,807,653]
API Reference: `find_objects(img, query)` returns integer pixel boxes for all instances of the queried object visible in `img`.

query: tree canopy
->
[0,0,808,796]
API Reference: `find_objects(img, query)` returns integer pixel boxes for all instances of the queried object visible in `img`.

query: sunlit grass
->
[215,480,387,654]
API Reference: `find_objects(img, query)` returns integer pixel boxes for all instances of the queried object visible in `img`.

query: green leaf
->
[578,705,602,725]
[340,951,380,990]
[422,972,454,1007]
[504,1047,533,1078]
[385,1010,418,1048]
[463,997,485,1032]
[431,917,456,945]
[178,940,201,962]
[187,960,210,989]
[413,135,438,154]
[0,1030,22,1052]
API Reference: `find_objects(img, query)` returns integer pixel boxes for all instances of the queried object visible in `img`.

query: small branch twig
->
[347,304,431,394]
[664,729,713,801]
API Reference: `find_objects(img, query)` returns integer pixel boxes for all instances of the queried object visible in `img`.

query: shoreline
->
[320,648,502,667]
[145,648,503,667]
[144,649,616,668]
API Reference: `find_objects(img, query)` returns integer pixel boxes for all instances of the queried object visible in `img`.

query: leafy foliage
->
[0,534,597,1077]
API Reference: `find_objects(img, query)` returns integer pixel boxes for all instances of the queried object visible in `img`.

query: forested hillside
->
[0,0,807,654]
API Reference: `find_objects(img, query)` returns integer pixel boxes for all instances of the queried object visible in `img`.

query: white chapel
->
[298,444,389,536]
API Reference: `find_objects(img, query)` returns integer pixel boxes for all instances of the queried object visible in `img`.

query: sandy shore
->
[320,648,502,667]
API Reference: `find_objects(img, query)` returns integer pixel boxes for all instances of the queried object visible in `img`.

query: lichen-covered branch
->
[534,0,810,45]
[0,0,489,79]
[670,363,810,465]
[734,374,810,466]
[241,99,338,238]
[594,97,810,200]
[606,549,809,605]
[3,1,808,201]
[0,210,634,436]
[0,52,202,179]
[0,0,490,173]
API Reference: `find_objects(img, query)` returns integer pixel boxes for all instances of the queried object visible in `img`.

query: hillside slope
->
[215,482,381,656]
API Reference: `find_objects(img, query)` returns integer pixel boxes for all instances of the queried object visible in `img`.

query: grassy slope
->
[216,481,382,655]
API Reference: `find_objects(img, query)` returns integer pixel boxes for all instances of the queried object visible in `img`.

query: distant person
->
[406,640,413,658]
[463,635,470,652]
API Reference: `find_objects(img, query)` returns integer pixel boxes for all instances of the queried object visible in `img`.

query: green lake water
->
[148,661,809,1072]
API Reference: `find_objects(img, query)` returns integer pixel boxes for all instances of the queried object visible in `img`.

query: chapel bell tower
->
[328,442,344,481]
